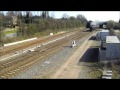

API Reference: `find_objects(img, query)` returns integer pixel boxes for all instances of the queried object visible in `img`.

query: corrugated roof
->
[106,36,120,43]
[100,29,109,32]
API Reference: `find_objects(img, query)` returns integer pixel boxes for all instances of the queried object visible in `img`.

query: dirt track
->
[50,32,97,79]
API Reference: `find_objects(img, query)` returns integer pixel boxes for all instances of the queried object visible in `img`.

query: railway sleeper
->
[0,31,94,78]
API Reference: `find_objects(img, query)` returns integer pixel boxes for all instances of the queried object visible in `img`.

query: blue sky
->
[49,11,120,22]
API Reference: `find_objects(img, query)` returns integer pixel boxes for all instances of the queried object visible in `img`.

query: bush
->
[106,20,115,29]
[114,23,120,29]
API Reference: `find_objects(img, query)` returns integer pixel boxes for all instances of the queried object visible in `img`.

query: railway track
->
[0,30,95,78]
[0,29,79,57]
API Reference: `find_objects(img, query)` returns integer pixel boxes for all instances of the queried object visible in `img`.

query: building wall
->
[96,32,100,40]
[106,43,120,60]
[100,32,109,41]
[96,31,109,41]
[99,49,106,62]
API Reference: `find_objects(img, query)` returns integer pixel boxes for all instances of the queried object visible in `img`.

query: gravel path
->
[12,32,95,79]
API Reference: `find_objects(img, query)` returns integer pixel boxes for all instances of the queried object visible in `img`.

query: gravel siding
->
[13,38,86,79]
[12,33,95,79]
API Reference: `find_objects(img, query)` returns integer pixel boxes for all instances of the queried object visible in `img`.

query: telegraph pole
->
[0,11,4,46]
[119,11,120,23]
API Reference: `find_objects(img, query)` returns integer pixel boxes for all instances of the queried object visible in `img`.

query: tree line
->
[0,11,88,39]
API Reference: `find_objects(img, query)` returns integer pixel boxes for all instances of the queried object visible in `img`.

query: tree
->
[69,16,76,20]
[106,20,116,35]
[6,11,15,17]
[51,12,55,19]
[1,11,87,40]
[38,19,46,31]
[6,11,18,27]
[42,11,49,18]
[62,13,69,20]
[0,11,4,45]
[26,24,37,36]
[106,20,115,29]
[25,11,33,24]
[76,14,87,25]
[6,11,14,26]
[18,11,22,17]
[114,23,120,29]
[18,22,26,36]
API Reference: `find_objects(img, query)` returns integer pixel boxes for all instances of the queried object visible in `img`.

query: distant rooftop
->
[106,36,120,43]
[100,29,109,32]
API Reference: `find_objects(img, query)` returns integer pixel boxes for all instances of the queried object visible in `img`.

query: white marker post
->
[72,40,76,47]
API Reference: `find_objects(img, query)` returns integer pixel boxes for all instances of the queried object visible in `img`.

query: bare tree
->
[69,16,76,20]
[0,11,4,45]
[77,14,87,24]
[51,12,55,18]
[25,11,33,24]
[62,13,69,19]
[6,11,18,27]
[42,11,49,18]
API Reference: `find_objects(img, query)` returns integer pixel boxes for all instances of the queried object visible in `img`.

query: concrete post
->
[72,40,76,47]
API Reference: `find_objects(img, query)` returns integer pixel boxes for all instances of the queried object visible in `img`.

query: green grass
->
[42,75,49,79]
[85,63,103,79]
[34,27,81,38]
[91,41,100,47]
[89,69,102,79]
[112,72,120,79]
[4,30,17,34]
[112,64,120,79]
[2,27,83,44]
[3,27,18,34]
